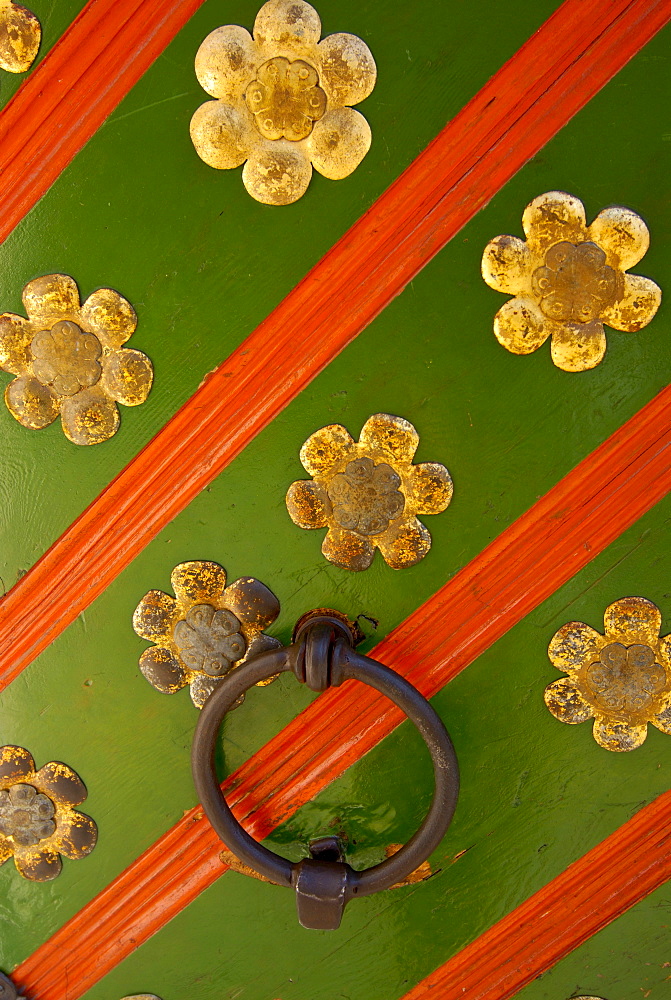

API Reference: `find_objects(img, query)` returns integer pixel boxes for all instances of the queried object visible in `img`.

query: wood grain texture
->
[1,0,669,690]
[0,0,205,246]
[399,789,671,1000]
[12,382,671,1000]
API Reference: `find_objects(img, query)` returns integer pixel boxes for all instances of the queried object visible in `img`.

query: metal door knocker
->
[192,610,459,930]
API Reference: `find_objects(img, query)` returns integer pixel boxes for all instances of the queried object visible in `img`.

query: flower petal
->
[322,526,374,571]
[493,297,550,355]
[14,849,62,881]
[548,621,602,673]
[221,577,280,630]
[522,191,587,252]
[0,313,32,375]
[244,631,283,663]
[651,705,671,735]
[603,596,661,645]
[58,812,97,860]
[300,423,354,475]
[543,677,595,724]
[286,479,328,528]
[100,348,153,406]
[79,288,137,350]
[242,140,311,205]
[601,274,661,333]
[133,590,177,642]
[194,25,258,101]
[0,835,12,866]
[34,761,86,806]
[481,236,533,296]
[587,206,650,270]
[190,100,255,170]
[0,1,41,73]
[253,0,321,59]
[316,32,376,106]
[190,673,229,710]
[22,274,80,324]
[0,745,35,783]
[60,387,120,445]
[405,462,453,515]
[593,717,648,752]
[376,516,431,570]
[171,561,225,605]
[5,375,59,429]
[359,413,419,465]
[307,107,371,180]
[550,320,606,372]
[139,646,188,694]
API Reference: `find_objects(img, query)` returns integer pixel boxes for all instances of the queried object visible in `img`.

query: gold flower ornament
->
[544,597,671,752]
[0,745,97,881]
[0,1,40,73]
[0,274,153,444]
[286,413,453,571]
[190,0,376,205]
[133,561,281,709]
[482,191,661,371]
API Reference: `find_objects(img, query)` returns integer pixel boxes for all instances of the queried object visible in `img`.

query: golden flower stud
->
[0,274,153,445]
[190,0,376,205]
[482,191,661,371]
[286,413,453,571]
[544,597,671,752]
[133,561,281,709]
[0,2,40,73]
[0,745,97,881]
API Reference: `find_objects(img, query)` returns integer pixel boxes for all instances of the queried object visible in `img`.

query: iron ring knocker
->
[192,611,459,930]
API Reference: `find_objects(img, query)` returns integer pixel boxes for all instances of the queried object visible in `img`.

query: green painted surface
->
[0,1,88,108]
[59,491,670,1000]
[515,879,671,1000]
[0,3,670,1000]
[0,0,564,586]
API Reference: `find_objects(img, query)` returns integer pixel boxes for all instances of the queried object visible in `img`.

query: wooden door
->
[0,1,670,999]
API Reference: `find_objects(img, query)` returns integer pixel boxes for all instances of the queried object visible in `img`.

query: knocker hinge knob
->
[291,609,358,692]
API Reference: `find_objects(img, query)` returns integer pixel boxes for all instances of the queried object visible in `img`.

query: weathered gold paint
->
[482,192,661,371]
[0,746,97,882]
[190,0,376,204]
[544,597,671,751]
[0,0,40,74]
[286,413,453,571]
[0,274,152,445]
[219,844,432,890]
[133,561,281,709]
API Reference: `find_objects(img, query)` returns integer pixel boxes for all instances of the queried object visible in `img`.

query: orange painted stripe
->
[0,0,205,245]
[1,0,669,688]
[13,384,671,1000]
[400,791,671,1000]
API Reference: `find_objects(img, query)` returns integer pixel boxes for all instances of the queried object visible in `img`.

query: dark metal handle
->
[192,611,459,930]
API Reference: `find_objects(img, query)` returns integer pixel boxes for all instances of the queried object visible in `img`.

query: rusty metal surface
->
[0,274,152,444]
[133,561,281,709]
[544,596,671,751]
[286,413,453,570]
[190,0,376,204]
[0,746,96,881]
[482,191,661,371]
[0,2,40,74]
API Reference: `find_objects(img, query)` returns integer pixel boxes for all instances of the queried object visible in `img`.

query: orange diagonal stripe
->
[1,0,669,689]
[13,385,671,1000]
[399,790,671,1000]
[0,0,205,246]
